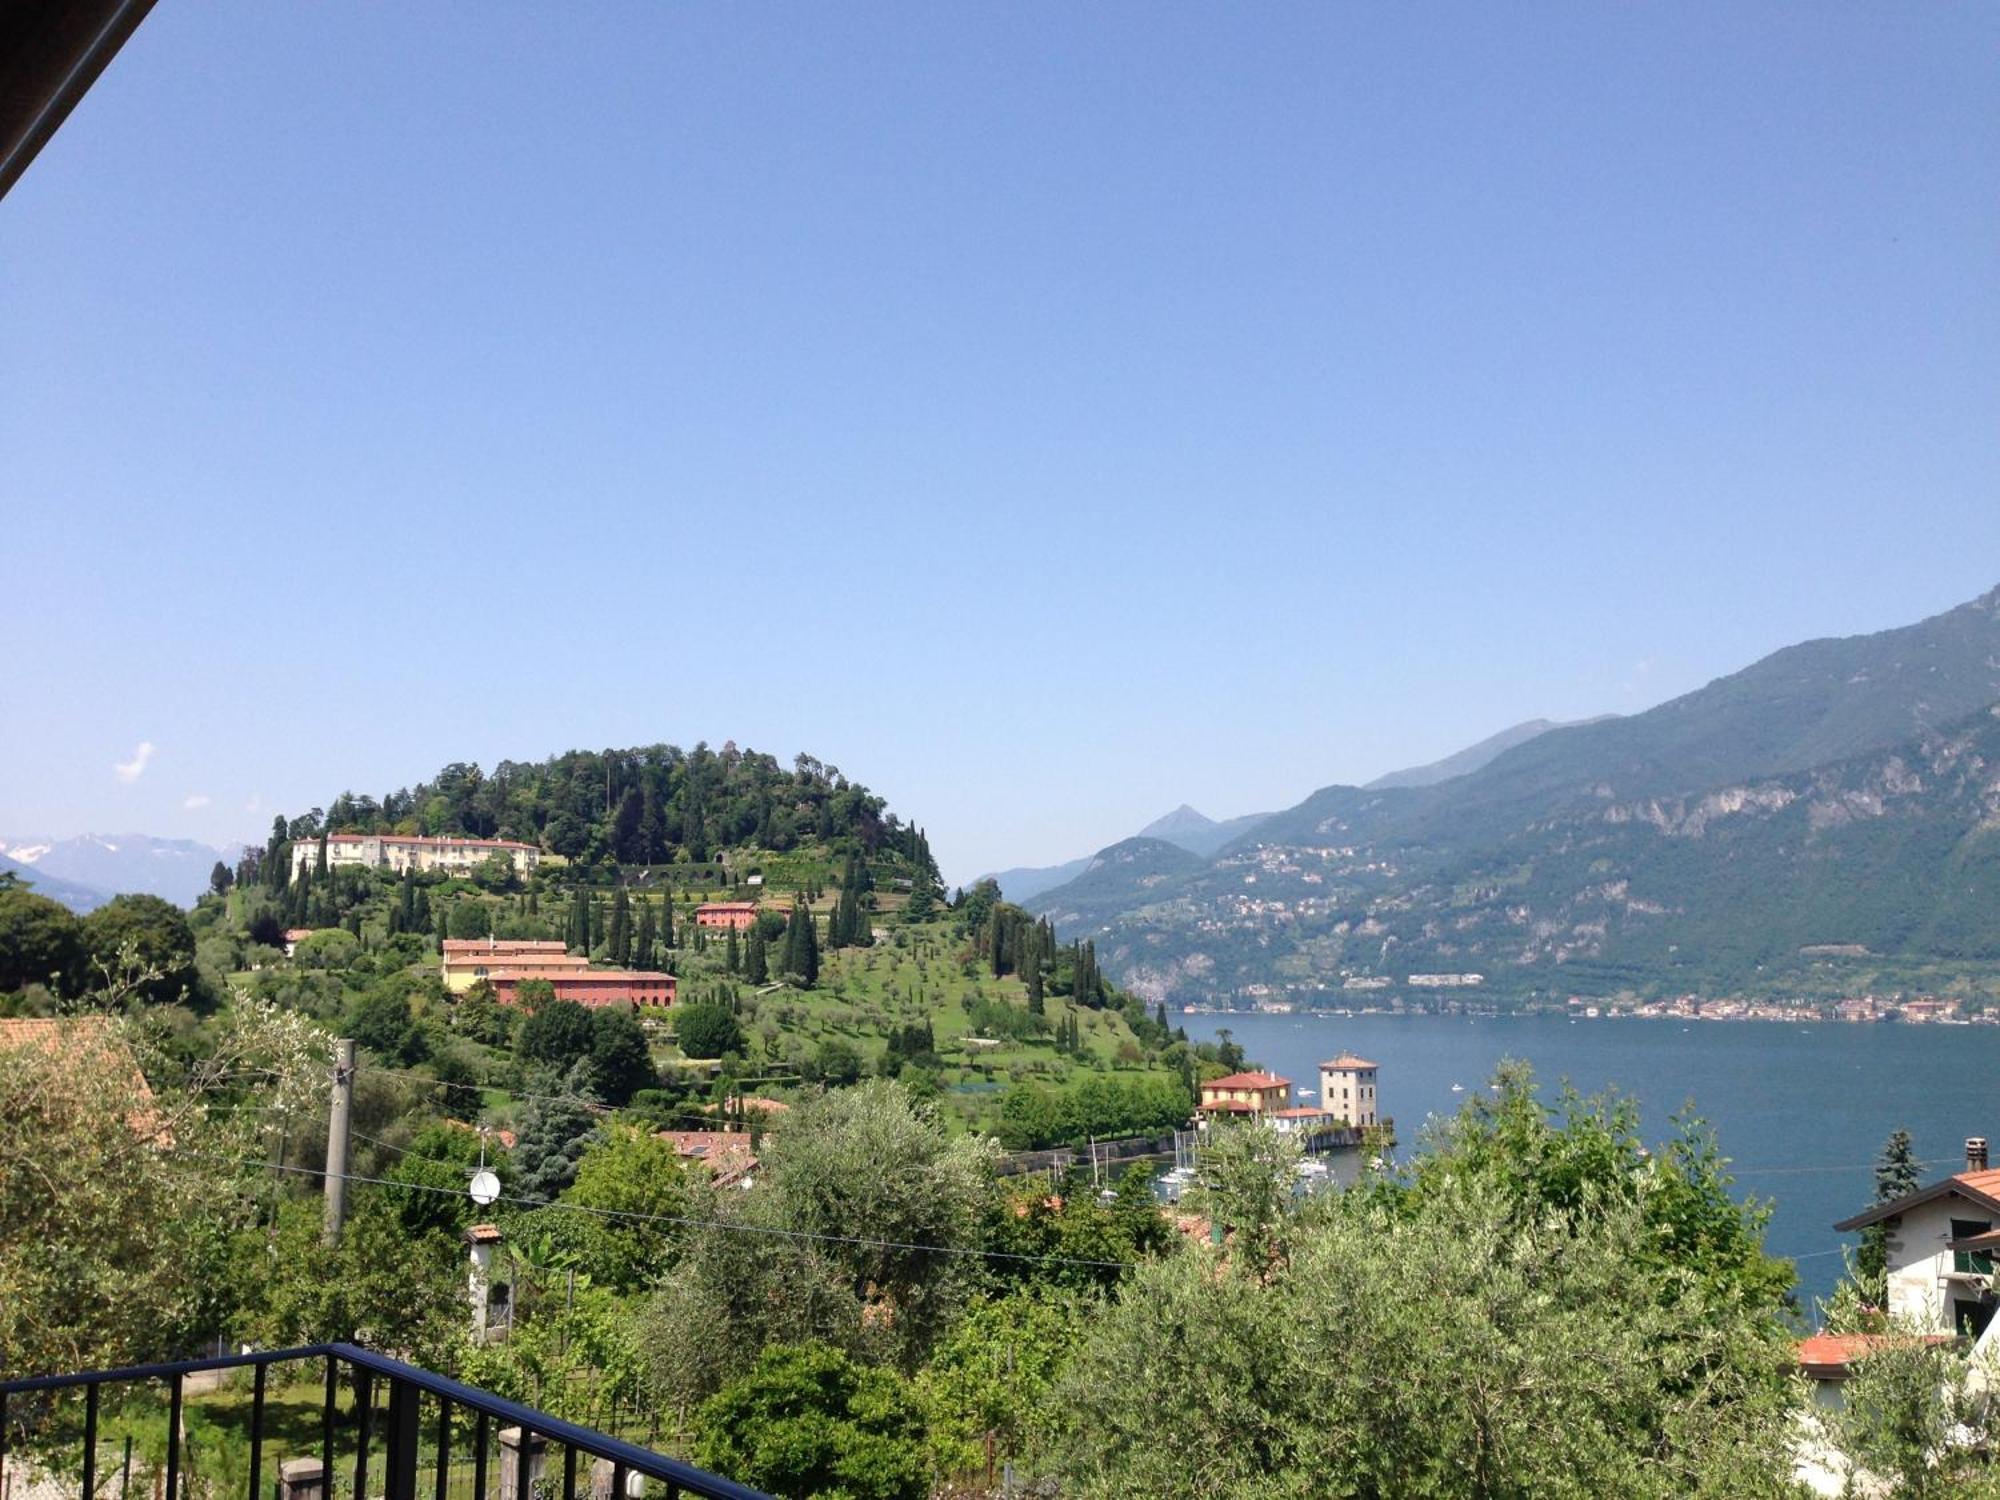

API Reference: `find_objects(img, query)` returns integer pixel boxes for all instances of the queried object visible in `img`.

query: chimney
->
[1969,1137,1989,1173]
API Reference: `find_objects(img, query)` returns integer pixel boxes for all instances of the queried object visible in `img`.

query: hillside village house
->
[290,832,542,879]
[1785,1137,2000,1495]
[1834,1136,2000,1338]
[694,901,761,931]
[1320,1054,1381,1129]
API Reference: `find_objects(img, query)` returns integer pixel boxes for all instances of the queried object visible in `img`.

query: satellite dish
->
[469,1169,501,1207]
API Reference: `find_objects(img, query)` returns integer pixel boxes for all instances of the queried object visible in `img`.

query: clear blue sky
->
[4,3,1996,885]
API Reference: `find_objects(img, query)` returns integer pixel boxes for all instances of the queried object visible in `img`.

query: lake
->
[1179,1011,2000,1309]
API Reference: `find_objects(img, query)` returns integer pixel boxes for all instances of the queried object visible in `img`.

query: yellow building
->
[440,938,587,994]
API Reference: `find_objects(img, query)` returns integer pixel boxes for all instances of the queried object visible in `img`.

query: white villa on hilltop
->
[290,832,542,879]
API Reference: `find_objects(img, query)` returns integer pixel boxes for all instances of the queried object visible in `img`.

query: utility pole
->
[323,1038,355,1246]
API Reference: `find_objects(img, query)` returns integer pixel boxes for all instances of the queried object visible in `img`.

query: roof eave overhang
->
[0,0,160,202]
[1834,1181,2000,1234]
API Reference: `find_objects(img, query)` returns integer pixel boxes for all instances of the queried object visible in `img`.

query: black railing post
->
[82,1381,99,1499]
[322,1354,337,1500]
[384,1376,420,1500]
[563,1442,577,1500]
[354,1368,373,1500]
[515,1426,533,1500]
[248,1361,266,1500]
[434,1396,452,1500]
[474,1411,489,1500]
[164,1372,183,1500]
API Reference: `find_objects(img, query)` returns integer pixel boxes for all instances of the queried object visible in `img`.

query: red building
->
[694,901,761,932]
[489,969,677,1009]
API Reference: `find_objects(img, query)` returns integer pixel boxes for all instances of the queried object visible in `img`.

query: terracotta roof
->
[1202,1071,1290,1091]
[1795,1331,1954,1379]
[1321,1054,1379,1070]
[465,1223,503,1244]
[654,1129,757,1184]
[323,833,536,851]
[442,939,571,954]
[696,902,760,913]
[283,927,316,941]
[1835,1167,2000,1232]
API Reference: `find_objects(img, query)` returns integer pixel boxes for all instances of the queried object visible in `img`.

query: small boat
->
[1450,1083,1465,1093]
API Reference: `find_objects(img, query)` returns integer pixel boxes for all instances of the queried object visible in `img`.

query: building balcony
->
[0,1342,766,1499]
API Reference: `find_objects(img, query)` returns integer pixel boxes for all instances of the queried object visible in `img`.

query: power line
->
[173,1150,1143,1272]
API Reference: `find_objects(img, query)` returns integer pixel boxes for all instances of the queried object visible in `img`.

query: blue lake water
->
[1180,1011,2000,1310]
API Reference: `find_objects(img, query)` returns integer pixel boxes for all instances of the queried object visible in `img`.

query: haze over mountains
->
[1028,584,2000,1004]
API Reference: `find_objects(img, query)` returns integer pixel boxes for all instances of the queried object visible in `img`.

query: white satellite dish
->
[468,1169,501,1207]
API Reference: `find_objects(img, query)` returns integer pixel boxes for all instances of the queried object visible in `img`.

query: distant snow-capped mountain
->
[0,834,243,908]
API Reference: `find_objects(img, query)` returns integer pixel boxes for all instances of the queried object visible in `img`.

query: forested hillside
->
[1034,585,2000,1004]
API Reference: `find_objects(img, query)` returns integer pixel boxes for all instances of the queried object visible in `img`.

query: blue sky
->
[3,3,1996,885]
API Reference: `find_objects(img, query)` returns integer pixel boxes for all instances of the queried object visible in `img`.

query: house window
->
[1951,1220,1993,1275]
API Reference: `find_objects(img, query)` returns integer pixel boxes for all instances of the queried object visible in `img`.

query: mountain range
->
[0,834,241,911]
[1028,584,2000,1005]
[981,718,1580,904]
[982,805,1275,905]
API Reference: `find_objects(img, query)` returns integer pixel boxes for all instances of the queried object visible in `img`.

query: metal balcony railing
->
[0,1341,769,1500]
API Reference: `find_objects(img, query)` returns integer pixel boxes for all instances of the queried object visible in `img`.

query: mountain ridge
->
[1029,584,2000,1003]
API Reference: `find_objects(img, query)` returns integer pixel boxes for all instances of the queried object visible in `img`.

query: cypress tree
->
[726,926,741,974]
[1026,956,1045,1017]
[800,909,819,988]
[746,926,768,984]
[782,901,807,979]
[314,831,329,878]
[660,897,676,950]
[635,901,657,971]
[609,887,632,965]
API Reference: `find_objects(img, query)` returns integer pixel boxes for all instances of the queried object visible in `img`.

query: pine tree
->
[1860,1128,1924,1291]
